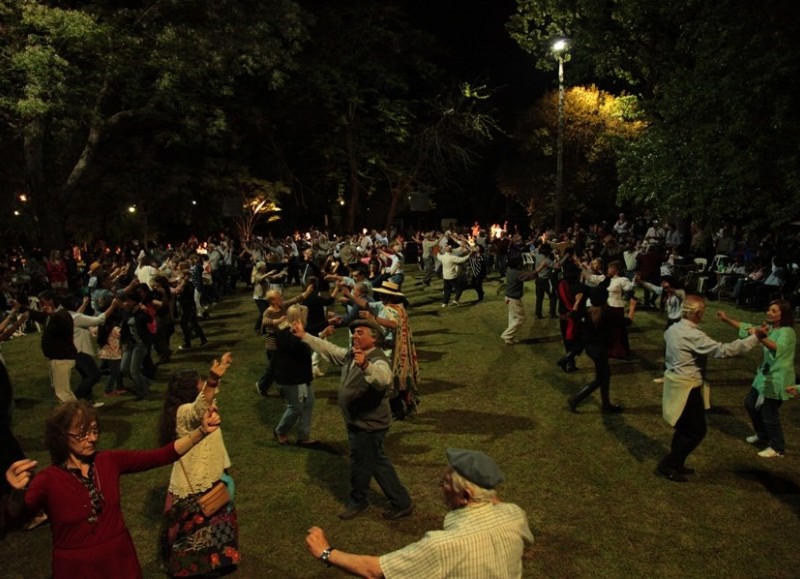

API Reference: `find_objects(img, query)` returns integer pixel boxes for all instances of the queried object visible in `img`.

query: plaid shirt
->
[380,502,533,578]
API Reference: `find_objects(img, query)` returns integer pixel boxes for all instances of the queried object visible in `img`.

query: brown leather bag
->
[196,480,230,517]
[179,459,230,518]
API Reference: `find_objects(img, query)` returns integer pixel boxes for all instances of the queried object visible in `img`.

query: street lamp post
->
[552,38,569,234]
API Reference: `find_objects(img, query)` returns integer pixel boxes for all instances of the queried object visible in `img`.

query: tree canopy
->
[507,0,800,233]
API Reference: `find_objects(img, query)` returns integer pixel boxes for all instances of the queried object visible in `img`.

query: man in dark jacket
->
[25,291,77,403]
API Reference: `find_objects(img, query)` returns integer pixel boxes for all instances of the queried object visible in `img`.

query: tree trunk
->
[385,185,406,231]
[24,117,66,251]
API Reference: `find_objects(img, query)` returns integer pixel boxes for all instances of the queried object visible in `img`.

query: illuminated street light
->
[128,205,137,214]
[552,38,569,233]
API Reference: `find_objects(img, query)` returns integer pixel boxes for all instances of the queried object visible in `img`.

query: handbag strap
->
[177,457,193,486]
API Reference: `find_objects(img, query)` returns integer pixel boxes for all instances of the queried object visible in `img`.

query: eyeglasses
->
[68,428,101,442]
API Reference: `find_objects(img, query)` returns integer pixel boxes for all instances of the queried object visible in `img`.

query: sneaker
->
[92,401,105,409]
[178,344,191,350]
[441,303,447,308]
[652,377,664,384]
[757,447,784,458]
[745,434,762,444]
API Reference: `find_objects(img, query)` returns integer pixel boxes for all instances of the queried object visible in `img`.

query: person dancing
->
[717,299,795,458]
[567,285,622,414]
[657,296,762,482]
[158,352,239,576]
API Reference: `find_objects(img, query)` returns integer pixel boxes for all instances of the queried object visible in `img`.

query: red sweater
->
[21,443,179,579]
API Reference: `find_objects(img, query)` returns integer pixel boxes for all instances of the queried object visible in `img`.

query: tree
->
[0,0,307,250]
[507,0,800,233]
[264,0,500,232]
[235,178,288,240]
[498,85,643,229]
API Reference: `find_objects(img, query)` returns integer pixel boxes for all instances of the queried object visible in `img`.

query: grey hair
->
[449,468,497,505]
[681,295,705,319]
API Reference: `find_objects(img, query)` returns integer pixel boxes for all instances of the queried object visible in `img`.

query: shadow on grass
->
[519,335,561,345]
[414,348,445,363]
[12,397,44,411]
[602,414,667,464]
[733,468,800,517]
[412,408,535,439]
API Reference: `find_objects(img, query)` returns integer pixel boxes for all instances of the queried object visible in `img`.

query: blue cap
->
[446,448,505,489]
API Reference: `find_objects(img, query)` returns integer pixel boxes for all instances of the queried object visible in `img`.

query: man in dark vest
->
[292,317,413,521]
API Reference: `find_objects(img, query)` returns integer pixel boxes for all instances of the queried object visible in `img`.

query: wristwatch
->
[320,546,336,567]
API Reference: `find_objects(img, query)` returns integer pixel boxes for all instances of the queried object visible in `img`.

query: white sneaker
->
[92,401,105,409]
[745,434,761,444]
[652,378,664,384]
[757,447,784,458]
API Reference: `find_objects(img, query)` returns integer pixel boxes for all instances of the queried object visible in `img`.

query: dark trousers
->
[442,278,461,304]
[468,276,485,301]
[535,278,556,317]
[257,349,276,395]
[254,299,268,332]
[347,428,411,510]
[179,302,206,346]
[744,388,785,453]
[154,317,174,361]
[74,352,101,401]
[661,386,707,469]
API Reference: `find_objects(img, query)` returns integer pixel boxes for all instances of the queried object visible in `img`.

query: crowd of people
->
[0,215,798,577]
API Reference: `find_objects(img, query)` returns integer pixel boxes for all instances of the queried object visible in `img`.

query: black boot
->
[557,352,575,373]
[600,381,623,414]
[568,382,597,412]
[390,396,406,420]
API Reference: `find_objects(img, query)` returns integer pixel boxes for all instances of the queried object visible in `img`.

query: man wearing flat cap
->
[305,448,533,578]
[292,317,413,521]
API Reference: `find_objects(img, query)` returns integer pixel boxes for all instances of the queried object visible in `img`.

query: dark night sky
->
[406,0,550,123]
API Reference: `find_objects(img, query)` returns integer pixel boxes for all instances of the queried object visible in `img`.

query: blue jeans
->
[121,342,150,398]
[275,383,315,441]
[744,388,785,453]
[104,359,123,393]
[346,428,411,510]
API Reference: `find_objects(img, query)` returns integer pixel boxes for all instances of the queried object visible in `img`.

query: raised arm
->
[201,352,233,405]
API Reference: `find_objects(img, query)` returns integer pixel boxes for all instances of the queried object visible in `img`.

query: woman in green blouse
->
[718,299,796,457]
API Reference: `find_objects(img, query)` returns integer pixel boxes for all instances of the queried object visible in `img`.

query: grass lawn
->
[1,270,798,578]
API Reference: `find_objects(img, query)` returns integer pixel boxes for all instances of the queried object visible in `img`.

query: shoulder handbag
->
[178,458,230,518]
